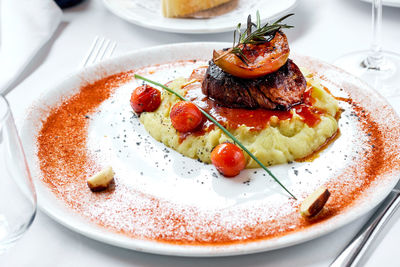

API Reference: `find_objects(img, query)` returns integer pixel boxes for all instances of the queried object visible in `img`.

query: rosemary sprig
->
[134,74,297,200]
[215,11,294,64]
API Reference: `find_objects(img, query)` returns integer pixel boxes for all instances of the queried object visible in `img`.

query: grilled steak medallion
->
[201,59,307,110]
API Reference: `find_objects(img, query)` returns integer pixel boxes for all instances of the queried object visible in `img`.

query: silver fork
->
[81,36,117,68]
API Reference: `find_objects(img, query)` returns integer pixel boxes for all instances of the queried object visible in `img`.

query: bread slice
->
[162,0,231,18]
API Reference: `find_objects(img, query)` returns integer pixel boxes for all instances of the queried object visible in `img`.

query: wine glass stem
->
[365,0,383,68]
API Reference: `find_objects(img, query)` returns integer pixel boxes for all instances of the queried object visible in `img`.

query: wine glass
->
[334,0,400,98]
[0,95,36,254]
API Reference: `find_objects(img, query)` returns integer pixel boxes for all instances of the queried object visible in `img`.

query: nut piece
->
[87,166,115,192]
[300,186,331,218]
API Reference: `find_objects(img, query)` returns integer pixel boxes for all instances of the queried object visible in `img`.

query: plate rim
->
[20,42,400,257]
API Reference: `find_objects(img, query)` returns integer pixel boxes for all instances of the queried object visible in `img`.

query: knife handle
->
[330,189,400,267]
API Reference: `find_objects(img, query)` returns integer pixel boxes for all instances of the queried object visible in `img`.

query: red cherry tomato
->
[170,101,203,133]
[130,85,161,113]
[211,143,246,177]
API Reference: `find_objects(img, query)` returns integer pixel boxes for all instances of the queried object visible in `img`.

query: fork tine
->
[82,37,116,68]
[82,36,100,68]
[89,37,106,66]
[104,41,117,59]
[96,39,111,64]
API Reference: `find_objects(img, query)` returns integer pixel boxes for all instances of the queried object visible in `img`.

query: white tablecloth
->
[2,0,400,266]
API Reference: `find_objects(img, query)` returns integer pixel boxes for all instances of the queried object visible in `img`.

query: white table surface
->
[2,0,400,266]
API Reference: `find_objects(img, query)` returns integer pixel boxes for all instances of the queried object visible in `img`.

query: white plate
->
[102,0,298,33]
[20,43,400,256]
[360,0,400,8]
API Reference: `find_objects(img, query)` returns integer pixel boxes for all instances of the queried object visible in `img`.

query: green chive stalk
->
[134,74,297,199]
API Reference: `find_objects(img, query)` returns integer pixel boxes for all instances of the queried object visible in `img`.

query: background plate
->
[102,0,298,33]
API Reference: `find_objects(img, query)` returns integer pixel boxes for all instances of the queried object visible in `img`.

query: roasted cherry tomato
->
[170,101,203,133]
[130,85,161,113]
[211,143,246,177]
[213,31,289,79]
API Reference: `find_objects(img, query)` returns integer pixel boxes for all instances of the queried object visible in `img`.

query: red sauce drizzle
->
[179,73,325,142]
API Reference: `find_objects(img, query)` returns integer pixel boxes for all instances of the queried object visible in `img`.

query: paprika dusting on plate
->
[183,71,324,134]
[34,60,400,246]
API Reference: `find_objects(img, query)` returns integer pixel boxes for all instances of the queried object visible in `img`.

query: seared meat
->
[201,59,307,110]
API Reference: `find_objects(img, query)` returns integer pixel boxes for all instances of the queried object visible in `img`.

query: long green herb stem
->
[134,74,297,199]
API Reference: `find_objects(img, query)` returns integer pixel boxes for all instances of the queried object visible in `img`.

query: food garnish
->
[170,101,204,132]
[130,85,161,113]
[211,143,246,177]
[87,166,115,192]
[213,12,293,78]
[134,74,297,199]
[300,186,331,218]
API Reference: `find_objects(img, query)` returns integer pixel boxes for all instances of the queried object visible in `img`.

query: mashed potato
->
[140,74,339,168]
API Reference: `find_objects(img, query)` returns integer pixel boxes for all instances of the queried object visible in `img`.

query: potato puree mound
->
[140,75,339,168]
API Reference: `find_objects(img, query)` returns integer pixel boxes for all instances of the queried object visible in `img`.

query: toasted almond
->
[300,186,330,218]
[87,166,114,192]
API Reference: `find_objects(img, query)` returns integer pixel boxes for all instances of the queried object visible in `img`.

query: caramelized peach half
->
[213,31,290,79]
